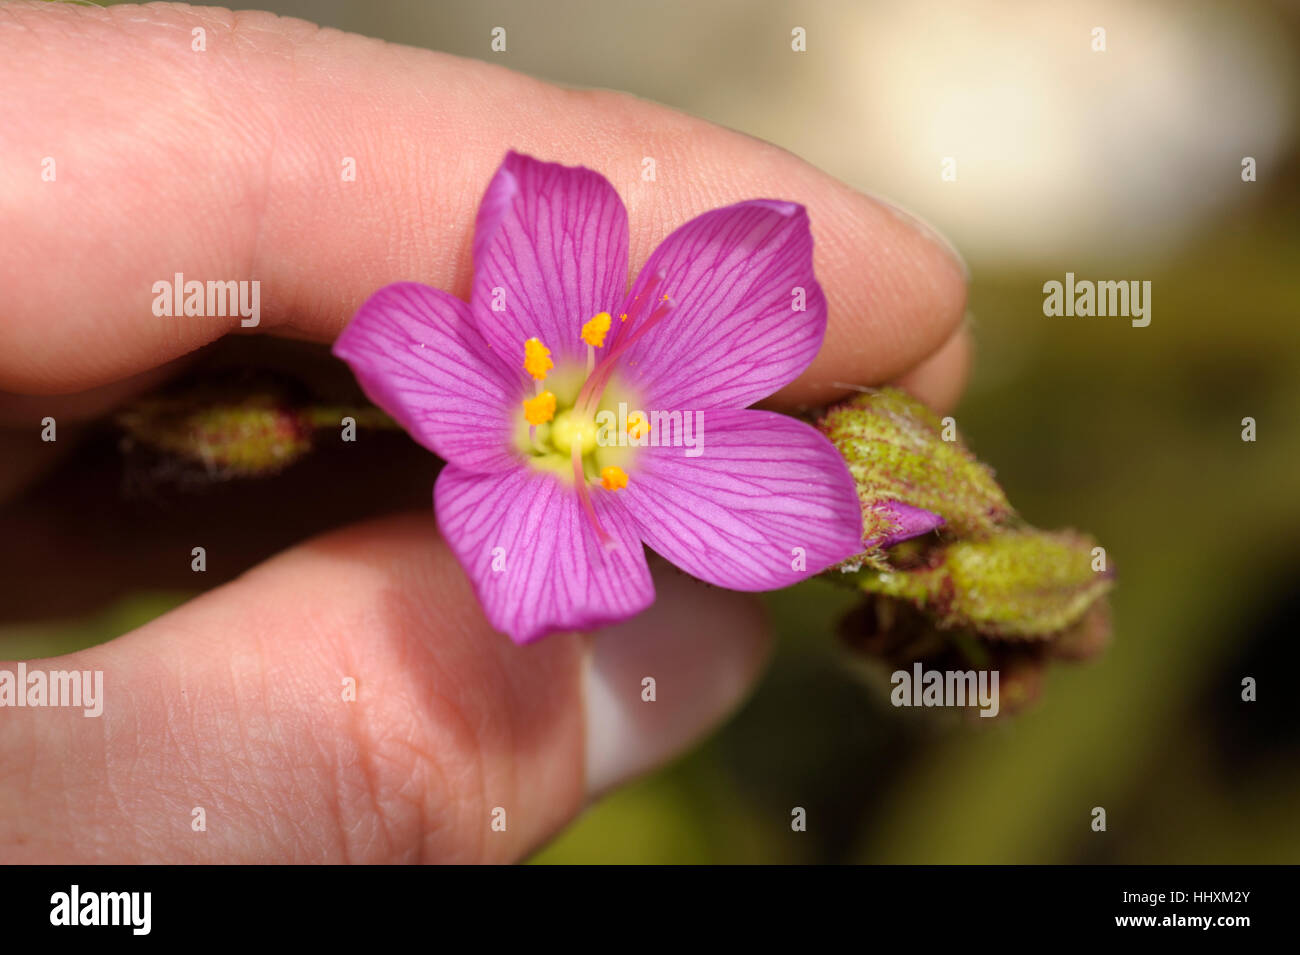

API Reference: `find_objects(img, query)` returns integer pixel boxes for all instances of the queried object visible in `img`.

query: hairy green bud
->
[818,388,1012,552]
[858,527,1115,639]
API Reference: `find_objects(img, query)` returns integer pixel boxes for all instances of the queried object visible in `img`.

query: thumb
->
[585,565,770,799]
[0,512,769,863]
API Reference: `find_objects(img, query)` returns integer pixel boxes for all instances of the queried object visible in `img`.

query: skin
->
[0,2,968,863]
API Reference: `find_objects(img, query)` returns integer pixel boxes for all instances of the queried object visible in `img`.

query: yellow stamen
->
[600,465,629,491]
[627,411,649,439]
[522,390,557,425]
[523,337,554,381]
[580,312,612,347]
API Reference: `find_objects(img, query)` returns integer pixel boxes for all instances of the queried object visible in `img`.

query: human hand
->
[0,2,967,863]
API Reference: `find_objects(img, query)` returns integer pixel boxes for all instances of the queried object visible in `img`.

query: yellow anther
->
[522,390,556,426]
[600,466,629,491]
[627,411,649,439]
[523,337,554,381]
[619,312,629,322]
[581,312,612,347]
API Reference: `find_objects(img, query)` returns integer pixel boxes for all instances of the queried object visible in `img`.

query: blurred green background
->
[6,0,1299,863]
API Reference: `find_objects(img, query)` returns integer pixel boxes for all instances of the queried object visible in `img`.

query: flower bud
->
[818,388,1012,561]
[117,393,313,477]
[860,527,1115,639]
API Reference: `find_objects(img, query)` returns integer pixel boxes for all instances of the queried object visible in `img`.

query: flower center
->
[550,409,598,457]
[512,377,632,481]
[510,275,676,545]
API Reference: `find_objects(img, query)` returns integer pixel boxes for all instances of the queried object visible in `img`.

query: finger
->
[586,574,770,798]
[0,512,769,863]
[0,2,966,408]
[0,360,187,427]
[888,320,972,414]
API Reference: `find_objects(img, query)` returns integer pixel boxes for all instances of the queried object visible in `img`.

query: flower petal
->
[333,282,519,473]
[621,409,861,590]
[434,464,654,644]
[869,500,946,549]
[616,200,827,410]
[472,152,630,368]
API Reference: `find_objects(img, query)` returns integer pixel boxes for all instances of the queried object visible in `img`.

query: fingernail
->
[582,568,771,798]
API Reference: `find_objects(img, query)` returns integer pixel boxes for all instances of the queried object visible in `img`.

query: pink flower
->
[333,152,863,643]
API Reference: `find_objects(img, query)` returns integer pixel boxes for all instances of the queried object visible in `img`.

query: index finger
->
[0,2,967,406]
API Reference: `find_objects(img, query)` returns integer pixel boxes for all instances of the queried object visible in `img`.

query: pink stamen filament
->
[559,270,672,546]
[572,439,613,547]
[608,273,663,352]
[576,297,674,417]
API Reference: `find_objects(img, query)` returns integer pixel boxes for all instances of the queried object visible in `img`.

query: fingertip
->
[583,562,771,799]
[890,318,973,414]
[783,184,970,405]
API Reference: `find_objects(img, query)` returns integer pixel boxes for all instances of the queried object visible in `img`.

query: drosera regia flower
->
[332,151,865,643]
